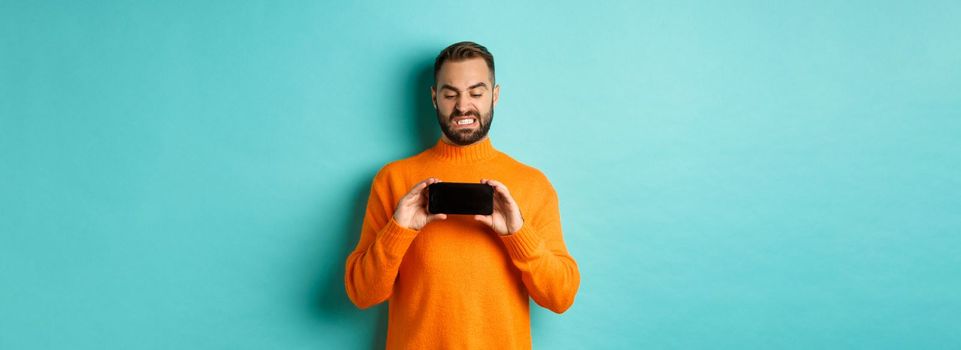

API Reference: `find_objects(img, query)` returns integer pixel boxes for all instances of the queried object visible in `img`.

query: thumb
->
[427,213,448,223]
[473,215,492,227]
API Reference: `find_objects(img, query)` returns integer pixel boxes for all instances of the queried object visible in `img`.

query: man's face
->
[431,58,500,146]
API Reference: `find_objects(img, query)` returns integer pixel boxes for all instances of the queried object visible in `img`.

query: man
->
[344,41,580,349]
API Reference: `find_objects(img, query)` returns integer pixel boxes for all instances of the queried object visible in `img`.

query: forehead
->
[436,58,492,87]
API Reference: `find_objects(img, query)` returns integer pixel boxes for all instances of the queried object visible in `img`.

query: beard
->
[435,106,494,146]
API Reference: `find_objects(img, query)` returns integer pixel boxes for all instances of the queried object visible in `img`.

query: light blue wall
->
[2,1,960,349]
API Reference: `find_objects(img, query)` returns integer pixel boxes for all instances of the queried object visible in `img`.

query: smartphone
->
[427,182,494,215]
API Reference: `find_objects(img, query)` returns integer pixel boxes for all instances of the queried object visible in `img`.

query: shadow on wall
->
[313,175,386,348]
[312,54,437,349]
[406,54,441,152]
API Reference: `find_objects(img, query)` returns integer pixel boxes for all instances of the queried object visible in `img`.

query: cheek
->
[436,103,454,117]
[440,101,462,113]
[438,102,452,113]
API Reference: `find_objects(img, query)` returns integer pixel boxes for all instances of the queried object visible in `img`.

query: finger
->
[420,177,442,200]
[482,179,508,200]
[487,181,517,207]
[484,179,511,196]
[473,214,493,227]
[405,178,431,197]
[408,177,441,199]
[481,179,512,211]
[424,177,443,192]
[491,197,507,213]
[495,193,516,211]
[427,213,447,223]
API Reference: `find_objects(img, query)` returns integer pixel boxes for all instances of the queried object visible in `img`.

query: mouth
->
[451,116,478,128]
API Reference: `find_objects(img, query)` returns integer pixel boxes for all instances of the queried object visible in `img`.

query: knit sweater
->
[344,137,580,349]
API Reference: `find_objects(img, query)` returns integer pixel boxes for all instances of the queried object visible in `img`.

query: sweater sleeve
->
[499,181,580,314]
[344,170,418,309]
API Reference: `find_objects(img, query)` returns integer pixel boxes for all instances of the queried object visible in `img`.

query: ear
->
[492,84,500,108]
[430,86,437,109]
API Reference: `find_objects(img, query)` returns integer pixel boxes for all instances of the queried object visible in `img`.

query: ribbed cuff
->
[499,224,544,260]
[379,217,419,255]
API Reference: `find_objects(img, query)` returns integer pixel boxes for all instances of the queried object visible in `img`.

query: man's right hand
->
[392,177,447,231]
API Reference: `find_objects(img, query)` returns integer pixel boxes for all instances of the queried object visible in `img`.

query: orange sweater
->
[344,137,580,349]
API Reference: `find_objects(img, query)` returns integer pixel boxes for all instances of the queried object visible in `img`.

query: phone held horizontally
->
[427,182,494,215]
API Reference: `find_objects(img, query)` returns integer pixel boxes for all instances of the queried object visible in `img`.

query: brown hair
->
[433,41,495,86]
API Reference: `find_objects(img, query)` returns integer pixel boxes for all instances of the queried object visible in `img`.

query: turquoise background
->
[2,1,960,349]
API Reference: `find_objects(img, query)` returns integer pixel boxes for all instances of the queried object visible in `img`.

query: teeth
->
[456,119,475,125]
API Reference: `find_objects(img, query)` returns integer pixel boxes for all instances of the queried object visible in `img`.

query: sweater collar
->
[429,137,499,163]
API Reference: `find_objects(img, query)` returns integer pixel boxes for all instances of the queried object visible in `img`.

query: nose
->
[454,100,470,115]
[454,95,472,113]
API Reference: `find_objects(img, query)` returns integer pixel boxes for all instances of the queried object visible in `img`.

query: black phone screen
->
[427,182,494,215]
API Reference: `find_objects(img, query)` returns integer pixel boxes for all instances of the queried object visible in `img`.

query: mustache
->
[450,110,480,120]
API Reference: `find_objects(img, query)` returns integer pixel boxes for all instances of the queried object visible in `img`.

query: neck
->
[440,134,488,146]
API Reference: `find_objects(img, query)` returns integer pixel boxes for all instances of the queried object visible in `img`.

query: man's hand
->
[474,179,524,236]
[393,177,447,231]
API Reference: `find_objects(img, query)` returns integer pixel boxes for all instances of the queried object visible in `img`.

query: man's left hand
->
[474,179,524,236]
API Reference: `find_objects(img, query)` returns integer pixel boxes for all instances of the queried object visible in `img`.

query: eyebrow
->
[439,82,489,93]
